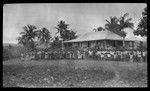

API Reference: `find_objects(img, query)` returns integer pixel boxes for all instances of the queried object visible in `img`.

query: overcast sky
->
[3,3,146,43]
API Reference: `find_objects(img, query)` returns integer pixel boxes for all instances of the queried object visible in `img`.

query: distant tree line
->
[16,20,77,52]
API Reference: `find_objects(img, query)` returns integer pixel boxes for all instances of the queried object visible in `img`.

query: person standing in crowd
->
[130,51,134,62]
[114,51,117,61]
[100,52,104,61]
[31,52,35,61]
[117,51,121,61]
[54,51,57,60]
[34,52,38,60]
[103,51,107,61]
[134,51,138,62]
[83,51,86,59]
[120,51,123,61]
[137,50,142,62]
[122,51,126,61]
[145,51,147,62]
[49,51,52,60]
[77,50,81,59]
[45,52,48,60]
[96,51,101,60]
[110,51,114,61]
[21,53,25,61]
[25,52,30,61]
[142,51,147,62]
[107,51,111,60]
[67,51,70,59]
[51,51,54,60]
[63,50,66,59]
[126,51,130,62]
[88,50,93,58]
[73,50,75,59]
[57,51,60,59]
[37,51,42,60]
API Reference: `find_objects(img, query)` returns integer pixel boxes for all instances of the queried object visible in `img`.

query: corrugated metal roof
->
[64,30,124,43]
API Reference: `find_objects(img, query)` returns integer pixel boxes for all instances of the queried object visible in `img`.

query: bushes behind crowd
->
[3,45,27,61]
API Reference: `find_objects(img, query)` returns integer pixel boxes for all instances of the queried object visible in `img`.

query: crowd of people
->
[20,49,147,62]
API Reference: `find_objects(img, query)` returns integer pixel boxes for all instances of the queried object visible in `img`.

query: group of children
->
[20,49,147,62]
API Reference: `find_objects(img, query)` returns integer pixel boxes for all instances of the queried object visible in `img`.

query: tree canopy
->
[134,7,147,37]
[55,20,77,41]
[17,25,38,51]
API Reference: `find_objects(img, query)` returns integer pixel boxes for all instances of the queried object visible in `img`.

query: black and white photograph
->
[3,3,147,88]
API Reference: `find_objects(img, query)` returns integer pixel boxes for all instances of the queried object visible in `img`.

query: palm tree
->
[105,14,133,47]
[37,27,52,49]
[55,20,77,41]
[118,13,134,47]
[105,16,119,31]
[55,20,69,40]
[17,25,38,51]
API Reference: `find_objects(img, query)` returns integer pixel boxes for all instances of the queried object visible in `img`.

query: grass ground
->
[3,59,147,88]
